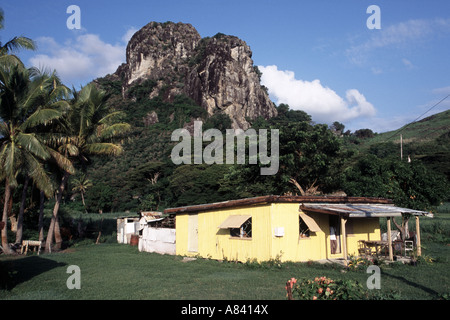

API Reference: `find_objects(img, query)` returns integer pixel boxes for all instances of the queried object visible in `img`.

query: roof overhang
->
[300,203,433,218]
[164,195,393,214]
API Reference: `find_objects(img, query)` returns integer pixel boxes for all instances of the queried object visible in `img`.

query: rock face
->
[116,21,277,129]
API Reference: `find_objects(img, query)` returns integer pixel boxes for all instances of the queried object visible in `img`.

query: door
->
[329,215,341,254]
[188,214,198,252]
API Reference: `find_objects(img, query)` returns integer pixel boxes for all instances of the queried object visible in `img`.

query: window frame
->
[229,217,252,239]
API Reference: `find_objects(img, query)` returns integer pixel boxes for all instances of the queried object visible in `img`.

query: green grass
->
[367,109,450,145]
[1,213,449,300]
[1,241,449,300]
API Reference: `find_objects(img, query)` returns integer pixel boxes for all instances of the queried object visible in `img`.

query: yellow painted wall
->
[345,218,381,256]
[270,203,327,262]
[175,202,382,262]
[176,204,273,262]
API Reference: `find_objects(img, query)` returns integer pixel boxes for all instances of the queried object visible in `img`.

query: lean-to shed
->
[166,195,431,263]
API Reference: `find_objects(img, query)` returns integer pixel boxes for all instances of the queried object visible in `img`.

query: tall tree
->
[0,64,68,253]
[45,84,130,251]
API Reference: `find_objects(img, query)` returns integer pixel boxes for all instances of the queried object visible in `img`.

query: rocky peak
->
[123,21,201,86]
[115,21,277,129]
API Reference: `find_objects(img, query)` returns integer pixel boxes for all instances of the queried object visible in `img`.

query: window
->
[299,218,310,238]
[230,218,252,238]
[299,213,322,239]
[219,215,252,239]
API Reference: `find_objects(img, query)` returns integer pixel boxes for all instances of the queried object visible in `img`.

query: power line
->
[384,94,450,142]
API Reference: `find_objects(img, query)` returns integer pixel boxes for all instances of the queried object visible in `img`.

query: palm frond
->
[97,123,131,140]
[58,143,80,157]
[20,108,63,130]
[2,143,20,187]
[98,111,128,125]
[23,152,54,197]
[83,142,123,156]
[46,146,75,175]
[1,36,36,55]
[15,132,50,160]
[0,54,25,69]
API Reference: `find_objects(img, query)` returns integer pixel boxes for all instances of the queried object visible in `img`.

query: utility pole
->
[400,134,403,160]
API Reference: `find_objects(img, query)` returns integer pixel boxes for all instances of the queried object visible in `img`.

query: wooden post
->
[341,216,348,265]
[415,216,421,256]
[400,134,403,160]
[387,217,393,261]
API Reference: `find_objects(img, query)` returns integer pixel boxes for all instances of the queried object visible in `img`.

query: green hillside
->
[365,109,450,145]
[348,109,450,180]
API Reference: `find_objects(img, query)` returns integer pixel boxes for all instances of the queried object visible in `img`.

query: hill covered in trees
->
[68,22,450,213]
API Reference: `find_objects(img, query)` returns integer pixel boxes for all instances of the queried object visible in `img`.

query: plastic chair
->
[404,240,414,256]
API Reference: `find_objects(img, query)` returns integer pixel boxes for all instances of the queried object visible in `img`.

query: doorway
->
[188,214,198,252]
[329,215,341,254]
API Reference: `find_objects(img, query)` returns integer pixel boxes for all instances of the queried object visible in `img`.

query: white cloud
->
[259,65,376,123]
[29,28,136,86]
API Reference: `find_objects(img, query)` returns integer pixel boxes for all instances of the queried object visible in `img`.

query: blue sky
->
[2,0,449,132]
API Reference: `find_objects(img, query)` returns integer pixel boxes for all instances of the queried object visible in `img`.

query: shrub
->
[286,276,368,300]
[347,255,376,271]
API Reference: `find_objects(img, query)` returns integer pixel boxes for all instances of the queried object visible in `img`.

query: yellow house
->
[165,195,430,263]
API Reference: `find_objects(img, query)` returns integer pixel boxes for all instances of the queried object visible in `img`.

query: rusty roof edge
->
[163,195,393,214]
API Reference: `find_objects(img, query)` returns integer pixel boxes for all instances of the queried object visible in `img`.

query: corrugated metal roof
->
[300,203,433,218]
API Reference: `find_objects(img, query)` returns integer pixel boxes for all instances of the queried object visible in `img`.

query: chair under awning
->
[300,202,433,262]
[218,215,251,229]
[299,213,322,232]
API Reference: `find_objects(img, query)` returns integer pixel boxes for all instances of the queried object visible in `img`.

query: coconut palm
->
[71,174,93,213]
[0,63,69,253]
[14,69,73,246]
[45,83,130,251]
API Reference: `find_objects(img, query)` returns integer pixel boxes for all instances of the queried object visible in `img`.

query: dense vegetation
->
[1,8,448,254]
[0,9,130,253]
[82,74,449,215]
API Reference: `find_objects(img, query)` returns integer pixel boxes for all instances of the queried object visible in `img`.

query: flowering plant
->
[286,276,368,300]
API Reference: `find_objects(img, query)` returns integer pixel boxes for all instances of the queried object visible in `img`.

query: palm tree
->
[0,63,69,253]
[71,174,93,213]
[45,83,130,251]
[14,69,73,246]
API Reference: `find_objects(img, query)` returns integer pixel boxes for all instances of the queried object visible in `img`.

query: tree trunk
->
[81,192,88,213]
[15,176,30,245]
[1,180,14,254]
[38,191,45,242]
[54,217,62,250]
[45,171,69,253]
[393,215,410,241]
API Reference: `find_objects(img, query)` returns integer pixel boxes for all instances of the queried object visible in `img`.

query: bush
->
[286,276,368,300]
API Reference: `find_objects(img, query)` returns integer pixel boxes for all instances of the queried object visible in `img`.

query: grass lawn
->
[1,240,449,300]
[1,211,449,300]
